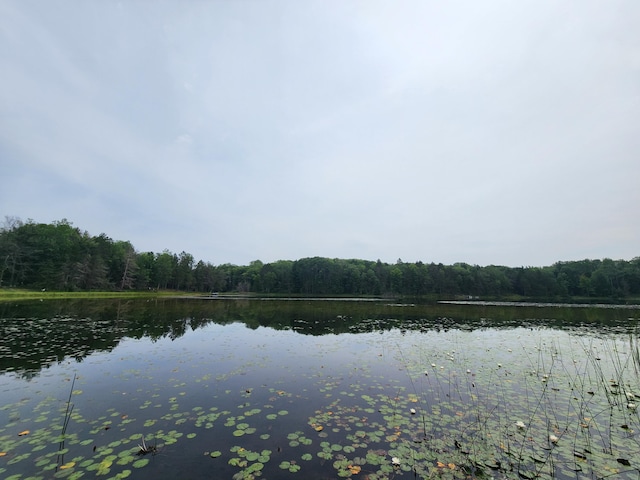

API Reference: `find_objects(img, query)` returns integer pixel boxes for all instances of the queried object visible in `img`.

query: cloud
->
[1,0,639,266]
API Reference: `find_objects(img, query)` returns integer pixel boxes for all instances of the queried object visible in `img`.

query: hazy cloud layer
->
[2,0,639,266]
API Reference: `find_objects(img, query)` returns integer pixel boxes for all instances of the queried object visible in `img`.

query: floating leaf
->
[246,452,259,462]
[250,462,265,472]
[210,451,222,458]
[132,458,149,468]
[8,453,31,465]
[18,430,30,436]
[96,463,111,475]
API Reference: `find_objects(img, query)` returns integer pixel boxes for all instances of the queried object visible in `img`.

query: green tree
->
[153,251,175,289]
[135,252,155,289]
[175,252,195,291]
[110,241,138,289]
[0,216,23,287]
[390,266,403,293]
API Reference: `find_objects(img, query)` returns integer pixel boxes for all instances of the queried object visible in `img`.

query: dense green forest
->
[1,218,639,298]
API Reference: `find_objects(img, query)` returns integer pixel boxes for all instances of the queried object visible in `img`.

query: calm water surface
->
[1,298,639,479]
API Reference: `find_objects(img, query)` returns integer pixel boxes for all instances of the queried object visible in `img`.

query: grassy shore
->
[2,288,639,305]
[0,288,178,302]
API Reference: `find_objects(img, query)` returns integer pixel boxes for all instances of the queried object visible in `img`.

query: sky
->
[1,0,639,267]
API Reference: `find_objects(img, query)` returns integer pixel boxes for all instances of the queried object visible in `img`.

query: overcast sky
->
[1,1,639,267]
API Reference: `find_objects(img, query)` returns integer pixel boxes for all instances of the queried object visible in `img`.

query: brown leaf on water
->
[436,461,456,470]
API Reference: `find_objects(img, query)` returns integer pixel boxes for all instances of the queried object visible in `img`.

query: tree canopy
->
[1,217,638,298]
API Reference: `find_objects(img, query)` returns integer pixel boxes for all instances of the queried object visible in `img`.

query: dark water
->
[1,298,639,479]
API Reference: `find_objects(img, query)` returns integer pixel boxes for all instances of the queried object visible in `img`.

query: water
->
[1,298,639,479]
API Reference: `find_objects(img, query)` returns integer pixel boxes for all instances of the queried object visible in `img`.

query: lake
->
[1,298,639,479]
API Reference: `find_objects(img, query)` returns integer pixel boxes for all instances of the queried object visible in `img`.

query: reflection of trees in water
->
[0,298,637,378]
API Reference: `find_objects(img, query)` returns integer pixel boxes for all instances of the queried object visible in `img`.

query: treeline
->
[1,218,639,298]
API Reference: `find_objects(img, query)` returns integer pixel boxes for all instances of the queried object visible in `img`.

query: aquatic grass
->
[631,330,640,377]
[384,325,640,479]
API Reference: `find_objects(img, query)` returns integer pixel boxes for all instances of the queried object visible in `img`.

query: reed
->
[392,328,640,479]
[56,373,76,470]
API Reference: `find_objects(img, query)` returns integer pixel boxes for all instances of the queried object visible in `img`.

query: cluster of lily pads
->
[1,302,640,479]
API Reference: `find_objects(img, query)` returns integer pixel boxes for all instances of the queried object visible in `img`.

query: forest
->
[1,217,639,299]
